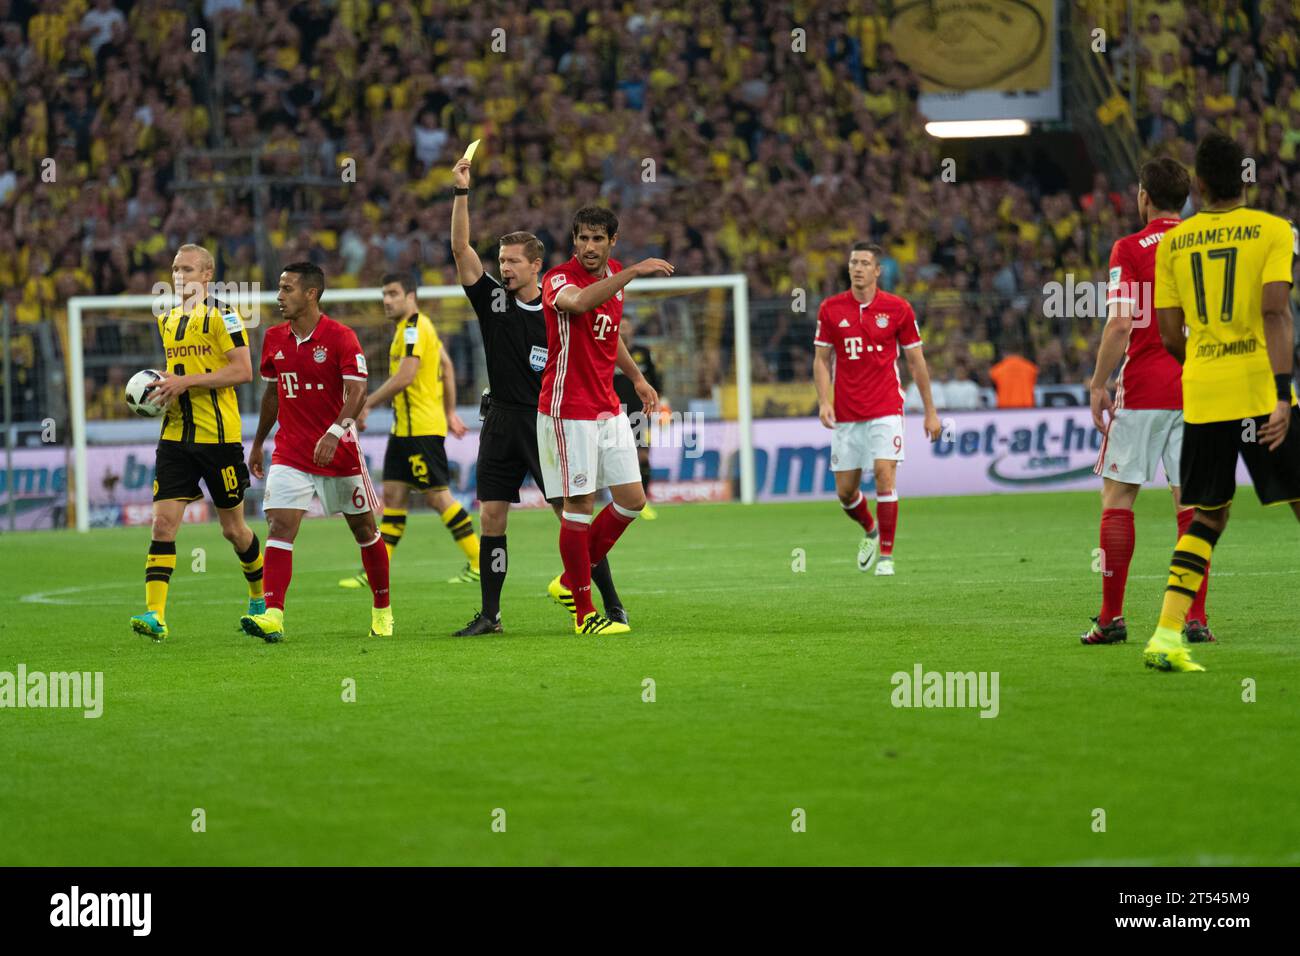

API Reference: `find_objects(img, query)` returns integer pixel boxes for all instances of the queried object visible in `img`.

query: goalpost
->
[65,273,754,532]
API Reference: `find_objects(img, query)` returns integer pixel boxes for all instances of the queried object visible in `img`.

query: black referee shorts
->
[1181,406,1300,509]
[476,404,554,503]
[383,434,450,491]
[153,440,249,510]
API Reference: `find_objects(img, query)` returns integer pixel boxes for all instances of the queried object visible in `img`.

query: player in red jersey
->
[537,205,671,634]
[814,242,942,576]
[240,262,392,642]
[1082,158,1211,646]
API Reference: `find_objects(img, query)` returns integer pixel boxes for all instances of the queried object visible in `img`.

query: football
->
[124,369,166,417]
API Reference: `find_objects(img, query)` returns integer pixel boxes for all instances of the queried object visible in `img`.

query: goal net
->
[62,275,752,531]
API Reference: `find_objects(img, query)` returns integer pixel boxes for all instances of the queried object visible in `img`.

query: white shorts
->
[830,416,905,471]
[1094,408,1183,486]
[264,463,372,515]
[537,412,642,498]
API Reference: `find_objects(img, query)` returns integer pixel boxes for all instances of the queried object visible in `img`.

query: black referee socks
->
[591,558,621,611]
[478,538,619,618]
[480,535,507,618]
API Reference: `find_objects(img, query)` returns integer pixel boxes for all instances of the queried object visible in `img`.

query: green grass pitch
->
[1,491,1297,866]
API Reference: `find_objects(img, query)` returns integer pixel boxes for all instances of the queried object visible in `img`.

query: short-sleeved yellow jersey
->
[1154,207,1297,423]
[388,312,447,437]
[157,301,246,443]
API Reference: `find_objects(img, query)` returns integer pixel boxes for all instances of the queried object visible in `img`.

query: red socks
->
[844,492,895,553]
[589,502,638,567]
[1176,507,1210,624]
[559,515,594,621]
[263,539,293,611]
[1098,508,1135,624]
[876,494,898,556]
[360,534,391,609]
[842,492,876,533]
[262,534,389,613]
[559,505,638,621]
[1097,508,1210,626]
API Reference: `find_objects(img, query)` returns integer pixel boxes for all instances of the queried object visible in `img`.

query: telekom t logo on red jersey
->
[280,371,299,397]
[844,337,864,359]
[593,312,615,340]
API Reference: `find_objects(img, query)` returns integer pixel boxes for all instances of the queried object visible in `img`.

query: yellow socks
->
[145,539,177,620]
[440,502,480,573]
[236,532,264,600]
[1157,520,1219,631]
[379,508,407,560]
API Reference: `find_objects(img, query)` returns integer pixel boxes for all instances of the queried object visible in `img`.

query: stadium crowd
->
[1,0,1298,423]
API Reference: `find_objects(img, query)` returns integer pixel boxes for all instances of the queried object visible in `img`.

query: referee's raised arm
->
[450,158,484,286]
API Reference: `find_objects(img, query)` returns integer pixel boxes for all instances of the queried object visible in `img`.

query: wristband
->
[453,186,469,196]
[327,423,346,439]
[1277,374,1293,401]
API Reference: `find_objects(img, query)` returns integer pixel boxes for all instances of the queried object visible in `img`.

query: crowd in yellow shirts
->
[2,0,1298,418]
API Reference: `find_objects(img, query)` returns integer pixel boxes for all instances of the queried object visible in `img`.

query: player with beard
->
[538,205,670,635]
[242,262,392,641]
[448,160,629,635]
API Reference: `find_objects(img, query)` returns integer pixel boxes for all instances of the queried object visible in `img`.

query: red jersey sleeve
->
[1106,238,1137,306]
[259,331,277,382]
[338,326,368,382]
[897,301,922,349]
[543,264,579,313]
[814,300,833,347]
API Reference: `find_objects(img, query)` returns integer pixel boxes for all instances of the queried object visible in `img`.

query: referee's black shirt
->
[463,273,547,409]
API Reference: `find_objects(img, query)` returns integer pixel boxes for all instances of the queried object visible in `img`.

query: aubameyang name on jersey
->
[166,344,212,359]
[1168,224,1262,251]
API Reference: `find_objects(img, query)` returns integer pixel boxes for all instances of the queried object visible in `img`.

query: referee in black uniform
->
[448,156,626,636]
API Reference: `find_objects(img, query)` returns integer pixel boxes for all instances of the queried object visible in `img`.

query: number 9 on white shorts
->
[830,415,905,472]
[264,463,372,514]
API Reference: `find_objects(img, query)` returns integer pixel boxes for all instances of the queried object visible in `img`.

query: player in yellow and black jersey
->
[128,244,265,641]
[338,271,481,588]
[1144,132,1300,672]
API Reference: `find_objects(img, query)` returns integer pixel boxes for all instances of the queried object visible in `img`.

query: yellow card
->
[462,139,481,163]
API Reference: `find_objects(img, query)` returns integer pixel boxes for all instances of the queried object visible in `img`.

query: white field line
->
[22,566,1300,605]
